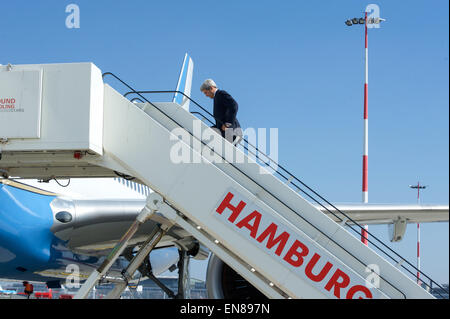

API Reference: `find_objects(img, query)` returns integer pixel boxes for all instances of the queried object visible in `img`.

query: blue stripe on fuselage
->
[0,182,64,280]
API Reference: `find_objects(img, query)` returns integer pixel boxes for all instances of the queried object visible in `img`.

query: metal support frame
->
[106,223,172,299]
[124,246,178,299]
[148,273,177,299]
[138,247,192,299]
[73,191,193,300]
[74,193,164,299]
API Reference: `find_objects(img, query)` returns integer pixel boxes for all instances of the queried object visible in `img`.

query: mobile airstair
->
[0,63,444,299]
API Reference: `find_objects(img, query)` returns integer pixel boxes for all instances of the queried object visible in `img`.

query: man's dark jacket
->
[213,90,241,130]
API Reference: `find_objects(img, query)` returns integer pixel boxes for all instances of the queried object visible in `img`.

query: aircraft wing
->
[317,203,449,225]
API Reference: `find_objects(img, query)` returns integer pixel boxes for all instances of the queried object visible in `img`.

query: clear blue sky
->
[1,1,448,284]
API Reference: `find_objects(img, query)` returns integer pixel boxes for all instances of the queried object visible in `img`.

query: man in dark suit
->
[200,79,242,145]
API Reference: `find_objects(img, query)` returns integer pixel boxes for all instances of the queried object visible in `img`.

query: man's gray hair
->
[200,79,217,91]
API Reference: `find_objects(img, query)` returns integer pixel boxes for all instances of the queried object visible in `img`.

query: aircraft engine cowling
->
[205,254,266,299]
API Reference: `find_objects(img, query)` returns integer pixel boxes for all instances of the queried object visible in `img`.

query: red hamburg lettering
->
[256,223,290,256]
[283,240,309,267]
[346,285,373,299]
[305,253,333,282]
[216,192,247,223]
[324,269,350,299]
[235,210,261,238]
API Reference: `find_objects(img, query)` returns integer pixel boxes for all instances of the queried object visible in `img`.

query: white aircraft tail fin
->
[173,53,194,111]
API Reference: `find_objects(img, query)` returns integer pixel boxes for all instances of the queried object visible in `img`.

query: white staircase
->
[0,63,437,299]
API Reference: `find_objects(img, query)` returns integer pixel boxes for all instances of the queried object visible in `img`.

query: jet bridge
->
[0,63,441,299]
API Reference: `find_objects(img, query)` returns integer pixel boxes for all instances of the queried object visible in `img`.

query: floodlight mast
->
[345,12,385,246]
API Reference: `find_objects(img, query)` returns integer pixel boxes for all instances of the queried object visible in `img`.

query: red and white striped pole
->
[416,182,421,286]
[417,223,421,285]
[361,12,369,246]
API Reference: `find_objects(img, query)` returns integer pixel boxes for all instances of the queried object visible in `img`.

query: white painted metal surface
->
[0,68,42,138]
[94,85,433,299]
[0,63,103,154]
